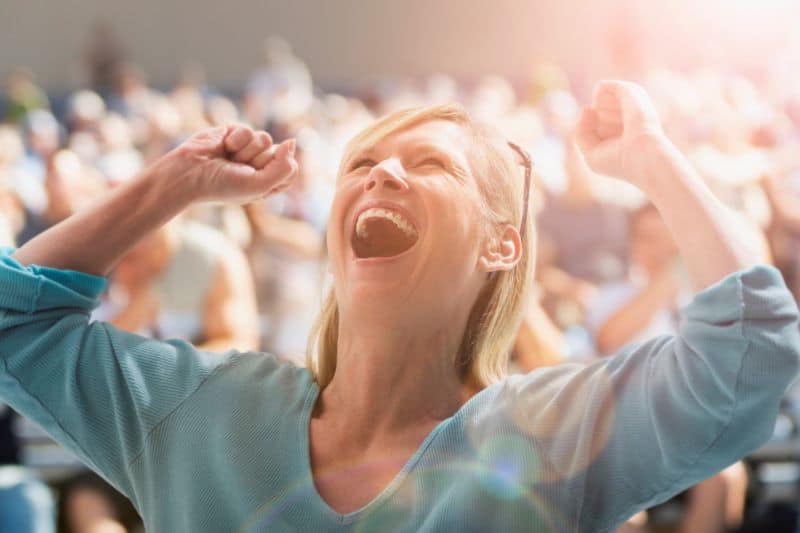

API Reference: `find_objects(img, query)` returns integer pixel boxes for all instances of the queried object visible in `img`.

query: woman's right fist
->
[157,124,298,204]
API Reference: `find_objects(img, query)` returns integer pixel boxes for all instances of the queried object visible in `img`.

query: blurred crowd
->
[2,30,800,532]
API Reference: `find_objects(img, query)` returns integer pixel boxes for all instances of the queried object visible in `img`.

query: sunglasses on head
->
[507,141,532,241]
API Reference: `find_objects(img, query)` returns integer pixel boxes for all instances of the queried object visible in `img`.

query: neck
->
[317,315,467,444]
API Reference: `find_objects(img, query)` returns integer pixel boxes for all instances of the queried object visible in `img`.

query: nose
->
[364,159,409,192]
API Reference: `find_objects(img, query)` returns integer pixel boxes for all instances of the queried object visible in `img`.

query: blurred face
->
[630,210,678,275]
[115,226,173,288]
[328,120,491,324]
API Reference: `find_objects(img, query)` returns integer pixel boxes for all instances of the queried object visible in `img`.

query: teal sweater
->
[0,247,798,532]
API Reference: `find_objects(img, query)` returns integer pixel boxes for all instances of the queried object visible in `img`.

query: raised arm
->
[14,125,298,273]
[544,81,800,529]
[0,124,297,500]
[576,81,757,292]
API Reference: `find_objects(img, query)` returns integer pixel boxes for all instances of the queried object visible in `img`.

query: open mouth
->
[351,207,419,259]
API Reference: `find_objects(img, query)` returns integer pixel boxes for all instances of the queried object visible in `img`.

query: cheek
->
[426,190,485,266]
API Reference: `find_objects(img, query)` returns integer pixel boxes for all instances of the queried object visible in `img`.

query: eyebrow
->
[346,142,470,176]
[343,149,378,170]
[408,143,470,177]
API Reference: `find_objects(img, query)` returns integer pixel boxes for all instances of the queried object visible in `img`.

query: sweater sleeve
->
[0,247,228,499]
[498,264,800,531]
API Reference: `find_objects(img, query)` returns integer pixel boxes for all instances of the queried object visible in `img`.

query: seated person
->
[104,219,259,352]
[1,82,799,532]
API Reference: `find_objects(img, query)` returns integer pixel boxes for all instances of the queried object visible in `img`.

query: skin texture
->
[10,80,761,517]
[579,83,754,533]
[311,120,522,513]
[576,81,758,292]
[13,124,298,275]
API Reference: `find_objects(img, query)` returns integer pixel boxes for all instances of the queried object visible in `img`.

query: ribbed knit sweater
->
[0,248,798,532]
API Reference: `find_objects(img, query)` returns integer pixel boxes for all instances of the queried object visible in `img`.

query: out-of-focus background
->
[2,0,800,91]
[2,1,800,531]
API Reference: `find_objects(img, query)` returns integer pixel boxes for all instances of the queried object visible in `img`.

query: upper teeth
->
[356,208,418,239]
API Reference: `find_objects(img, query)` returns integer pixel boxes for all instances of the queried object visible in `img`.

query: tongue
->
[353,218,417,258]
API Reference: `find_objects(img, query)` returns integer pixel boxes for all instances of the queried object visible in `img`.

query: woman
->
[0,81,798,532]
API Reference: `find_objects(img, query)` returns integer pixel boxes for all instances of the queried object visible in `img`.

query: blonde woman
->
[0,81,798,532]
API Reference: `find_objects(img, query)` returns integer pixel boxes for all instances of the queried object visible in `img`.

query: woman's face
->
[328,120,491,325]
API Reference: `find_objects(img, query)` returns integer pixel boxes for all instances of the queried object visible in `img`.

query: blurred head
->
[67,90,107,131]
[5,67,37,95]
[22,109,61,157]
[471,76,517,120]
[308,104,536,390]
[115,224,176,287]
[629,204,678,275]
[263,36,293,65]
[115,63,147,95]
[97,113,134,151]
[540,90,579,137]
[206,96,240,127]
[146,96,182,140]
[0,126,24,169]
[45,149,107,222]
[525,63,570,105]
[0,183,23,247]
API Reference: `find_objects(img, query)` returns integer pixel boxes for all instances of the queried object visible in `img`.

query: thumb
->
[257,138,298,185]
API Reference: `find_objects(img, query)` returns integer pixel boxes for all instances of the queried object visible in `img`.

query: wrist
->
[141,150,203,207]
[626,131,670,181]
[631,133,699,200]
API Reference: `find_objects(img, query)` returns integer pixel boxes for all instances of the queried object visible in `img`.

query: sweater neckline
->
[297,379,451,525]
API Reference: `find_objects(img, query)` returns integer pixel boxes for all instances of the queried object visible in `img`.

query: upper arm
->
[580,265,800,528]
[0,249,226,499]
[500,265,800,530]
[2,314,223,480]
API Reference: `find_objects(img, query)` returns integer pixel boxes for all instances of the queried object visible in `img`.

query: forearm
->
[640,137,758,291]
[13,161,195,276]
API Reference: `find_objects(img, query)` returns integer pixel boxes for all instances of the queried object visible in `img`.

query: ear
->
[478,224,522,273]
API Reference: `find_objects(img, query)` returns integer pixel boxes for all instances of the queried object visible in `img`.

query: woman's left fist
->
[575,80,667,188]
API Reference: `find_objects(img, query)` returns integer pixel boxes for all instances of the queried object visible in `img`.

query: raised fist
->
[158,124,298,204]
[575,81,665,187]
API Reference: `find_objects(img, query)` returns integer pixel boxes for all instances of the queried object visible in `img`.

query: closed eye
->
[348,158,376,172]
[417,158,446,169]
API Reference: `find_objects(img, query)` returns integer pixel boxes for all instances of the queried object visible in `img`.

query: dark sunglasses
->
[507,141,532,240]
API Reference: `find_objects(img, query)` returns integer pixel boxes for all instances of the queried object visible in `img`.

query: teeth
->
[356,208,418,239]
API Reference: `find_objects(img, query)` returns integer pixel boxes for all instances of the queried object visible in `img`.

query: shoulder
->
[205,350,313,402]
[461,363,592,433]
[461,357,651,448]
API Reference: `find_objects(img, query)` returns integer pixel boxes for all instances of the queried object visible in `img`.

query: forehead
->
[367,119,474,158]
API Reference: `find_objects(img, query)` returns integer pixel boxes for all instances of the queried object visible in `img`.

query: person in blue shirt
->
[0,80,798,532]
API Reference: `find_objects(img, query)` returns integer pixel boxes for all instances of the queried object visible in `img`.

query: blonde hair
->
[306,104,537,391]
